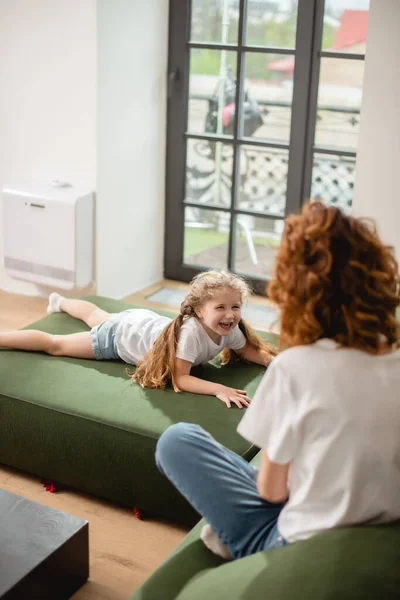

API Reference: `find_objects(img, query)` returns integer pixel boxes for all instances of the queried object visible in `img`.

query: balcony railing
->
[186,96,357,216]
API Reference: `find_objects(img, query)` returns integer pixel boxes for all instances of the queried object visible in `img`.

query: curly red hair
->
[268,202,400,353]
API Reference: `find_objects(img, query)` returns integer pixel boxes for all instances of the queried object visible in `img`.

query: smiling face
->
[195,287,242,343]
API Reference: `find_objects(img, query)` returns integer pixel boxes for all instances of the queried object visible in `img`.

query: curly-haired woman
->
[156,201,400,560]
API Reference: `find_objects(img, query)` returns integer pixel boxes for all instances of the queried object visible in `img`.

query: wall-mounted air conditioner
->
[2,182,94,290]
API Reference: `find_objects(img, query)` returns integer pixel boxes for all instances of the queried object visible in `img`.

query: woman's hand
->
[216,386,251,408]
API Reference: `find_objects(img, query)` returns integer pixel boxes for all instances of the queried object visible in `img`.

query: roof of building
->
[268,55,294,72]
[268,9,369,73]
[333,9,369,50]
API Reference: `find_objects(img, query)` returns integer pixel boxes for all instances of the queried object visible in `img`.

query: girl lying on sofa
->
[156,201,400,560]
[0,270,275,408]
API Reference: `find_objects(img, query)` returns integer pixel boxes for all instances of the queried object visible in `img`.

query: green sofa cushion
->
[0,296,277,525]
[133,452,400,599]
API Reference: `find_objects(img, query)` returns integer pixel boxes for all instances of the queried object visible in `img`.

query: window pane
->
[188,49,237,136]
[240,53,294,143]
[314,58,365,151]
[245,0,298,48]
[234,215,283,279]
[322,1,369,53]
[310,152,355,213]
[236,146,287,217]
[184,207,230,269]
[185,139,233,208]
[190,0,238,44]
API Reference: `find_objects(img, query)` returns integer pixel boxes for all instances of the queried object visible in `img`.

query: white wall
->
[96,0,168,298]
[0,0,97,296]
[353,0,400,260]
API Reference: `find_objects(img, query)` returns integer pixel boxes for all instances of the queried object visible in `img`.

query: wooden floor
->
[0,290,49,331]
[0,467,186,599]
[0,288,188,600]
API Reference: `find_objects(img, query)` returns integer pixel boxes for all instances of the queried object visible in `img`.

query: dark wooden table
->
[0,489,89,599]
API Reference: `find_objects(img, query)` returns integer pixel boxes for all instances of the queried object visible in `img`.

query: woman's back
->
[238,340,400,542]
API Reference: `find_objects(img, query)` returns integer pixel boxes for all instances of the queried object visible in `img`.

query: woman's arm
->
[235,342,273,367]
[257,449,290,503]
[174,358,251,408]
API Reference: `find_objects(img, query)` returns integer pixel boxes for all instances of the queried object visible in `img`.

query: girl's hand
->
[216,386,251,409]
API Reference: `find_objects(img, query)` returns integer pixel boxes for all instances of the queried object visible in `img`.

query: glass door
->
[165,0,369,294]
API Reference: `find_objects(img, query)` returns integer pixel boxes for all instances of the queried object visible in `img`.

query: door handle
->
[168,68,180,98]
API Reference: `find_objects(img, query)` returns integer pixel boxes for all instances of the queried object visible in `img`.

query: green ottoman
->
[0,296,276,525]
[132,452,400,599]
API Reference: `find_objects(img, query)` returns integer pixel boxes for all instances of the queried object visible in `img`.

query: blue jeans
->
[156,422,288,560]
[90,309,136,360]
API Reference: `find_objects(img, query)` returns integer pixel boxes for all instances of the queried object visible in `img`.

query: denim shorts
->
[90,310,135,361]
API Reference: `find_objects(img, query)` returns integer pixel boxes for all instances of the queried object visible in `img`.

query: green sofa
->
[133,452,400,600]
[0,296,274,526]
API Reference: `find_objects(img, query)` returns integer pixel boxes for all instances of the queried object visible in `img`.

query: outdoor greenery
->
[190,2,336,79]
[184,226,280,259]
[184,228,229,257]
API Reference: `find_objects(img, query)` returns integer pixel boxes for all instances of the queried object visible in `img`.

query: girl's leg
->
[49,293,111,328]
[0,330,95,359]
[59,298,110,328]
[156,423,286,560]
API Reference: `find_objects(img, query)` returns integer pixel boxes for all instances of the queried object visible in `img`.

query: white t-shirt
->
[115,309,246,366]
[237,338,400,544]
[115,309,171,365]
[175,315,246,365]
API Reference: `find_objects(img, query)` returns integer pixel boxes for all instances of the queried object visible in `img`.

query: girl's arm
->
[174,358,251,408]
[235,342,273,367]
[257,449,290,503]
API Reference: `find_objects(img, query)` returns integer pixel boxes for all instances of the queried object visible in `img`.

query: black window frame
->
[164,0,365,295]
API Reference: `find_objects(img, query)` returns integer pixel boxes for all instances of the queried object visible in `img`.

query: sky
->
[325,0,369,13]
[274,0,370,13]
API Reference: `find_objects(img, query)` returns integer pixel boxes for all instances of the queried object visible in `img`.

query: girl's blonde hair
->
[131,270,276,391]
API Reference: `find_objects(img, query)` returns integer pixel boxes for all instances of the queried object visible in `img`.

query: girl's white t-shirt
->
[237,339,400,544]
[115,309,246,365]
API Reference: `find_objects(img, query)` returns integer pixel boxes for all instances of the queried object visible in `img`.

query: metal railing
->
[186,96,357,216]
